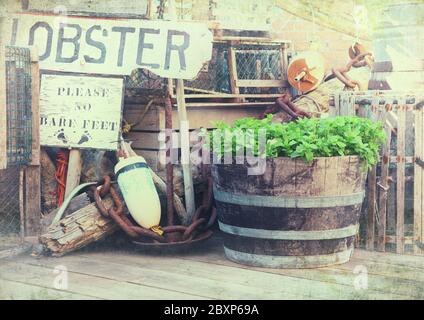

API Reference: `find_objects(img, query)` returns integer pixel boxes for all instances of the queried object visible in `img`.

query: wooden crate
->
[122,39,291,171]
[330,90,424,255]
[123,92,267,171]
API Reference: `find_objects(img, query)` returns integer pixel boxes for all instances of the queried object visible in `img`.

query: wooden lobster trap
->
[330,90,424,255]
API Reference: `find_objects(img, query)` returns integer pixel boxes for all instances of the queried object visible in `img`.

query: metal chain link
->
[93,175,216,243]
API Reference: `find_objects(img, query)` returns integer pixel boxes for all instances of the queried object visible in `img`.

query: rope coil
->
[55,150,69,207]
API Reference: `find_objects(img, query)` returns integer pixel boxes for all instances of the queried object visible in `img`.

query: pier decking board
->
[0,234,423,300]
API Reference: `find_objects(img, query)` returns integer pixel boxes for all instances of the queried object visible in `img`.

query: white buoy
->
[114,156,161,229]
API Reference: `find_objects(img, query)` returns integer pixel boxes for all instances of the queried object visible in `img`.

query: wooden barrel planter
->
[212,156,367,268]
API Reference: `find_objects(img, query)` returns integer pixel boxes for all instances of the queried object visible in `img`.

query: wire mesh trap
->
[0,46,33,238]
[5,46,33,166]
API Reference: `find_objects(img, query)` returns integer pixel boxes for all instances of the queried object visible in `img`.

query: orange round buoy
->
[287,52,325,93]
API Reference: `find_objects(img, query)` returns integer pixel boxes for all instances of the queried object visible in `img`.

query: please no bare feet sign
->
[39,73,123,150]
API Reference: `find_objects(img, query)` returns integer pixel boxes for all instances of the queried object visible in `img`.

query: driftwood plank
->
[39,197,117,256]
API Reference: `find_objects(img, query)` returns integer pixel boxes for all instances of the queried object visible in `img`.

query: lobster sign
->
[1,13,213,80]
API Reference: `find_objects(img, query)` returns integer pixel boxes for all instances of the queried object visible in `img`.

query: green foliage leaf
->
[209,116,385,169]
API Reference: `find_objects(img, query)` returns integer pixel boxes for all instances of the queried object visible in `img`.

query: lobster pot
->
[369,2,424,90]
[212,156,367,268]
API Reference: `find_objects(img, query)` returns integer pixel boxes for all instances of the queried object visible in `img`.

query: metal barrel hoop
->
[92,175,216,244]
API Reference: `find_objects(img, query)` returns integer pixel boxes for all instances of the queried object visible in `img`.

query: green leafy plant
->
[207,115,385,169]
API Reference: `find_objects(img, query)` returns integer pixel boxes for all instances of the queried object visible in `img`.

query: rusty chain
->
[92,175,216,244]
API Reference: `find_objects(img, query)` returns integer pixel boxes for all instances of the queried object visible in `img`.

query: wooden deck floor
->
[1,234,423,300]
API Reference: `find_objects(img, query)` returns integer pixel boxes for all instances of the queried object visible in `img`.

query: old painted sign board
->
[2,13,213,79]
[39,73,124,150]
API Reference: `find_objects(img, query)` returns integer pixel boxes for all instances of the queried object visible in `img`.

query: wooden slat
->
[23,165,41,236]
[366,165,377,251]
[182,102,271,107]
[279,44,289,82]
[0,279,99,300]
[386,156,413,164]
[11,255,304,300]
[235,79,286,88]
[73,251,402,300]
[414,107,424,254]
[131,149,165,172]
[0,44,6,169]
[22,49,41,237]
[176,79,195,219]
[385,235,414,245]
[421,107,424,255]
[179,240,424,299]
[227,46,241,103]
[377,124,392,252]
[29,49,40,166]
[213,37,290,44]
[64,149,82,198]
[323,157,339,196]
[176,106,264,128]
[126,131,164,150]
[123,105,161,131]
[0,260,202,300]
[396,104,407,254]
[184,93,282,99]
[127,106,265,131]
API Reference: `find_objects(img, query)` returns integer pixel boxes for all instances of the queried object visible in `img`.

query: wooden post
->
[64,149,82,198]
[147,0,154,19]
[366,165,377,251]
[0,44,6,170]
[22,49,41,237]
[396,103,406,254]
[168,0,196,220]
[29,49,40,167]
[376,123,392,252]
[176,79,196,219]
[279,43,289,83]
[414,106,424,255]
[227,45,242,103]
[255,59,261,80]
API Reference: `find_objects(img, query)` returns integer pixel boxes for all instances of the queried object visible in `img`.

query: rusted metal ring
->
[162,225,187,233]
[109,207,139,238]
[130,226,166,243]
[93,188,110,218]
[99,176,112,197]
[183,218,206,241]
[205,207,217,230]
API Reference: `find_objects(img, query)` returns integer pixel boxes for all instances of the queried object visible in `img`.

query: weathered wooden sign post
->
[168,0,196,218]
[2,13,213,217]
[3,13,213,78]
[39,73,125,196]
